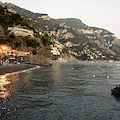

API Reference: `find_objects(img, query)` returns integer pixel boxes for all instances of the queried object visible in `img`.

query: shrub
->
[41,33,52,47]
[14,42,21,48]
[32,49,37,55]
[81,54,87,61]
[62,48,69,54]
[23,36,39,48]
[9,32,16,39]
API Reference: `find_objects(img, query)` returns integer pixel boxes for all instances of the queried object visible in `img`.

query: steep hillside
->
[57,18,120,55]
[0,5,52,65]
[1,2,120,61]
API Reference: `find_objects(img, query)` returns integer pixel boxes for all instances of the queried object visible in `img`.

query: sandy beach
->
[0,63,37,75]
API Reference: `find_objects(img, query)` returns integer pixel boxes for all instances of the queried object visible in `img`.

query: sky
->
[1,0,120,38]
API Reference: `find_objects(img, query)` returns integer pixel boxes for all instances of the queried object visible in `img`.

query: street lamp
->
[2,46,6,51]
[0,44,7,59]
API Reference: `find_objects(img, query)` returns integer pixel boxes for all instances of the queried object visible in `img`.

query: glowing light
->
[2,46,6,50]
[1,75,6,79]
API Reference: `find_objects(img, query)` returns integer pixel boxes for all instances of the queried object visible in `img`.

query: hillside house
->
[51,47,60,55]
[8,27,33,37]
[51,44,60,55]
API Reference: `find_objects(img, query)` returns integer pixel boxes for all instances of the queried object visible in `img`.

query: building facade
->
[8,27,33,37]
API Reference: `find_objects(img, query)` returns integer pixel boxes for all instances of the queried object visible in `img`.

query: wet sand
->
[0,63,37,75]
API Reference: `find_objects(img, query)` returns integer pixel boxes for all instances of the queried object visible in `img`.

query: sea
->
[1,61,120,120]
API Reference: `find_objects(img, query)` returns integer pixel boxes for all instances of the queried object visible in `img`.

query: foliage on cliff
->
[41,33,52,47]
[0,5,35,35]
[23,36,39,48]
[0,5,52,63]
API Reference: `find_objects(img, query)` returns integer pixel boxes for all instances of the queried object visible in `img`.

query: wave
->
[0,65,41,77]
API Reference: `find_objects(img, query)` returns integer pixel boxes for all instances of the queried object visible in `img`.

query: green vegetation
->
[0,6,9,34]
[41,33,52,47]
[62,48,69,54]
[14,42,21,48]
[23,36,39,48]
[81,54,87,61]
[0,6,34,35]
[9,32,15,39]
[52,55,60,60]
[32,49,37,55]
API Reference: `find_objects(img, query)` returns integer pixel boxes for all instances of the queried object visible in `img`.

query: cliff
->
[57,54,78,62]
[0,5,52,65]
[1,2,120,61]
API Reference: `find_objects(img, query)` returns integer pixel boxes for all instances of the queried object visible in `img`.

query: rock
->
[111,85,120,98]
[57,54,78,62]
[25,54,52,66]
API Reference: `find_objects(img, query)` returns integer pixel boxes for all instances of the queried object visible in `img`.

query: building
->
[51,50,60,55]
[8,27,33,37]
[5,50,30,57]
[0,44,30,58]
[51,46,60,55]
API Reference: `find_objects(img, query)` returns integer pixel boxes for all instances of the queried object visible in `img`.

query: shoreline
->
[0,63,38,75]
[0,60,119,76]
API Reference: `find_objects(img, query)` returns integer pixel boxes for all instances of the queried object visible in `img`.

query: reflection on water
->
[0,74,19,120]
[0,70,32,120]
[0,75,10,98]
[0,74,21,99]
[0,70,32,99]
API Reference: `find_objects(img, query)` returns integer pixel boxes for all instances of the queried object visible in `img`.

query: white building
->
[8,27,33,37]
[51,50,60,55]
[51,46,60,55]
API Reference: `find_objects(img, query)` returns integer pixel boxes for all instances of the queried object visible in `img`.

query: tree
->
[81,54,87,61]
[32,49,37,55]
[9,32,15,39]
[23,36,39,48]
[0,6,5,14]
[62,48,69,54]
[41,33,52,47]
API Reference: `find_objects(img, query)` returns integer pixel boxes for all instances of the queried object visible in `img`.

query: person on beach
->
[20,58,24,66]
[6,58,9,66]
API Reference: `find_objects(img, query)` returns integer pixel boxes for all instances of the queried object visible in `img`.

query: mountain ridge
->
[0,2,120,61]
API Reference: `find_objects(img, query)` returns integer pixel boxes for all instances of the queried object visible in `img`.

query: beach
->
[0,63,37,75]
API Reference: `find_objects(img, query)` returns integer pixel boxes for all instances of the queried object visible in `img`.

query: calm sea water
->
[1,62,120,120]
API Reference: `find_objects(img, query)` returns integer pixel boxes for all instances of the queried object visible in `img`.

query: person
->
[6,58,9,66]
[20,58,24,66]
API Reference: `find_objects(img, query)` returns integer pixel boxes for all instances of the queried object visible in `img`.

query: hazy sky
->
[1,0,120,38]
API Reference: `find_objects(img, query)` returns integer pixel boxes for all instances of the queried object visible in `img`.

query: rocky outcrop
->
[26,54,52,66]
[65,41,80,47]
[50,28,75,40]
[111,85,120,98]
[57,54,77,62]
[38,15,50,20]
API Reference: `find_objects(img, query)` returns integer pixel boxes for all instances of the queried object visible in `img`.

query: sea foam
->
[0,65,41,77]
